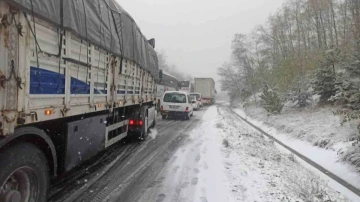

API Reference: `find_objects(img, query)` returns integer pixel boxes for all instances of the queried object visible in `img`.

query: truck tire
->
[140,106,149,141]
[0,143,49,202]
[151,117,156,128]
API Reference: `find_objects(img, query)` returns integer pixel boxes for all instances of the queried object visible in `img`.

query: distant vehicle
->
[194,78,216,105]
[190,95,200,110]
[157,71,179,110]
[178,81,194,94]
[190,93,202,109]
[160,91,194,120]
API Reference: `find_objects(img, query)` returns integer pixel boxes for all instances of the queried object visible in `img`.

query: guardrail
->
[228,106,360,198]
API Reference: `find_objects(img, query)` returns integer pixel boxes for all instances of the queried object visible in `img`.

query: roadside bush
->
[287,91,312,108]
[222,139,230,148]
[287,175,343,202]
[215,122,224,129]
[259,85,284,114]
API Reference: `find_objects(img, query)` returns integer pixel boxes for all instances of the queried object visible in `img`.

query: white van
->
[160,91,194,120]
[190,92,202,109]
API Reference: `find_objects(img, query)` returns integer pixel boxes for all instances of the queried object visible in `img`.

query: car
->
[190,95,199,110]
[160,91,194,120]
[190,93,202,108]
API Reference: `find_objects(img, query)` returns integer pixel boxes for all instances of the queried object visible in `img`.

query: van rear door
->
[162,92,189,112]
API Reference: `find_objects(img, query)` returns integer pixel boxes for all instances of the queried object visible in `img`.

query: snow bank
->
[232,104,360,200]
[217,106,350,201]
[243,104,358,148]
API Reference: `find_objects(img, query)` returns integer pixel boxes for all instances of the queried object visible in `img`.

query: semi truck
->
[156,71,179,110]
[194,78,216,105]
[0,1,159,201]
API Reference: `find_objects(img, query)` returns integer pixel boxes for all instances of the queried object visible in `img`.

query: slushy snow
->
[137,105,352,201]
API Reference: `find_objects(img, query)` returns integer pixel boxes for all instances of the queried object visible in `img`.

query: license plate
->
[169,105,180,109]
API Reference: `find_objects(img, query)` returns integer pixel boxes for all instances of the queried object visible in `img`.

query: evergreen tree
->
[333,47,360,110]
[313,67,336,102]
[313,49,340,103]
[260,85,284,114]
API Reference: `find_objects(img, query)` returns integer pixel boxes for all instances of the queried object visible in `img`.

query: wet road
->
[48,103,358,202]
[49,107,208,202]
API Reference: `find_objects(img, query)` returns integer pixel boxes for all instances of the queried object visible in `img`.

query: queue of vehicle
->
[159,79,216,120]
[0,1,159,201]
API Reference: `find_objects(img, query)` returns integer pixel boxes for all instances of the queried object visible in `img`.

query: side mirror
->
[159,69,163,81]
[148,38,155,49]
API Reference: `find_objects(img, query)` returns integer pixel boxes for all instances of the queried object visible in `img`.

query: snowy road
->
[49,104,352,202]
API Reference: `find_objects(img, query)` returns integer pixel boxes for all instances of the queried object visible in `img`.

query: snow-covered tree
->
[259,85,284,114]
[312,49,340,102]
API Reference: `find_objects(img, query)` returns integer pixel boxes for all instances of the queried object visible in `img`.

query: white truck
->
[194,78,216,105]
[0,1,159,201]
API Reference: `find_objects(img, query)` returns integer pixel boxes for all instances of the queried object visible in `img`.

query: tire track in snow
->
[50,118,182,202]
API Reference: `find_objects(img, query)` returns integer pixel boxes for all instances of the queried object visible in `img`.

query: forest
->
[218,0,360,122]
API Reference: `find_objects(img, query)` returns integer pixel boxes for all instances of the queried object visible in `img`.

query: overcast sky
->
[117,0,284,87]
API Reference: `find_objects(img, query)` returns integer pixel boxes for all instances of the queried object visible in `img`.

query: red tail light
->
[185,107,189,112]
[129,120,135,126]
[129,119,143,126]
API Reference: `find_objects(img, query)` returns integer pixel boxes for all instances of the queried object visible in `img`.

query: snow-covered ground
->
[232,103,360,201]
[137,105,352,202]
[242,103,358,149]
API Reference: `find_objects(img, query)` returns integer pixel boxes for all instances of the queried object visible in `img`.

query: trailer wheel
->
[0,143,49,202]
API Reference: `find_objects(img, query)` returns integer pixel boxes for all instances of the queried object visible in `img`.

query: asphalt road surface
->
[49,107,208,202]
[48,103,358,202]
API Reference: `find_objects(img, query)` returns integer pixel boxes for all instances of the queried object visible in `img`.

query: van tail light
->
[129,120,135,126]
[160,106,163,111]
[138,120,143,126]
[185,107,189,112]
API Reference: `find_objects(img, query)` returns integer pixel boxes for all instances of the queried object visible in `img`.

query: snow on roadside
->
[242,104,358,149]
[216,105,350,202]
[233,105,360,188]
[232,106,360,201]
[138,105,351,202]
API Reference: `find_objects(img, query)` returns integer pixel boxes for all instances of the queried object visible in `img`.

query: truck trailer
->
[0,1,159,201]
[194,78,216,105]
